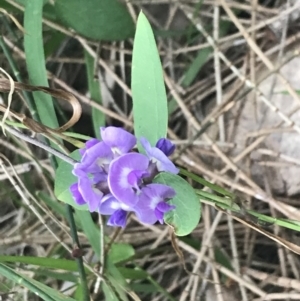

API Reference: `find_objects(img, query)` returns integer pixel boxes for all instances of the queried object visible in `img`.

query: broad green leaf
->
[54,150,88,210]
[54,0,134,41]
[132,12,168,149]
[108,243,135,264]
[154,173,201,236]
[0,263,76,301]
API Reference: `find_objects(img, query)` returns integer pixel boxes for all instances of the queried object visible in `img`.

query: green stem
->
[66,205,90,301]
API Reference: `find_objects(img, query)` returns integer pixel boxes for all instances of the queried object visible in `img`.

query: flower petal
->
[99,194,121,215]
[156,138,175,156]
[101,126,136,155]
[134,184,176,224]
[108,153,149,206]
[79,138,101,156]
[70,182,86,205]
[154,207,164,224]
[73,142,113,180]
[77,141,113,172]
[78,176,103,212]
[107,209,127,228]
[156,201,176,213]
[140,137,179,174]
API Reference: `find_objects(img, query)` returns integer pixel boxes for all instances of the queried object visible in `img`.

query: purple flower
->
[70,176,104,212]
[156,138,175,156]
[73,142,113,177]
[99,194,132,228]
[134,184,176,224]
[140,137,179,174]
[70,126,178,228]
[100,126,136,155]
[108,153,150,207]
[79,138,101,156]
[107,210,127,228]
[70,182,86,206]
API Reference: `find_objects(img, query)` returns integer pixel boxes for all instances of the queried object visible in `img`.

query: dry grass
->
[1,0,300,300]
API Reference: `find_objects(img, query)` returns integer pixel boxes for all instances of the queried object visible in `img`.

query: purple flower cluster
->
[70,127,179,228]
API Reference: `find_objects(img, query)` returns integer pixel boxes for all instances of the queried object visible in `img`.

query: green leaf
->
[181,47,212,87]
[154,173,201,236]
[24,0,59,130]
[34,270,78,283]
[108,243,135,264]
[75,211,101,258]
[180,168,235,198]
[0,263,76,301]
[0,256,79,272]
[54,0,134,41]
[132,12,168,149]
[103,259,129,301]
[118,267,148,280]
[54,150,88,210]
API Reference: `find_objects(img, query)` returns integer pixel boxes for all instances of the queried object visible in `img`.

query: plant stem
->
[4,125,78,165]
[66,205,90,301]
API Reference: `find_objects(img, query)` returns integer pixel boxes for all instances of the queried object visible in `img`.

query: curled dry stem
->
[0,78,84,148]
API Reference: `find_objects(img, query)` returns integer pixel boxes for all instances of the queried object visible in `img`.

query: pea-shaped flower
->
[134,184,176,224]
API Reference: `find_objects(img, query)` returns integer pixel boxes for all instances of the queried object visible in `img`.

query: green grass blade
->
[75,210,101,258]
[24,0,59,130]
[0,263,76,301]
[180,168,235,198]
[0,256,79,271]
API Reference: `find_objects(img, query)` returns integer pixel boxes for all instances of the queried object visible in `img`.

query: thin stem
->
[4,125,77,165]
[65,205,90,301]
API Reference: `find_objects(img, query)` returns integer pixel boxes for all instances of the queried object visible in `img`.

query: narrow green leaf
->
[132,12,168,149]
[0,263,76,301]
[168,47,212,114]
[24,0,59,130]
[84,51,105,139]
[195,190,240,211]
[118,267,148,280]
[154,172,201,236]
[34,270,78,283]
[182,47,212,86]
[129,283,159,293]
[54,0,134,41]
[0,256,79,272]
[75,211,101,258]
[180,168,235,198]
[103,260,129,301]
[54,150,88,210]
